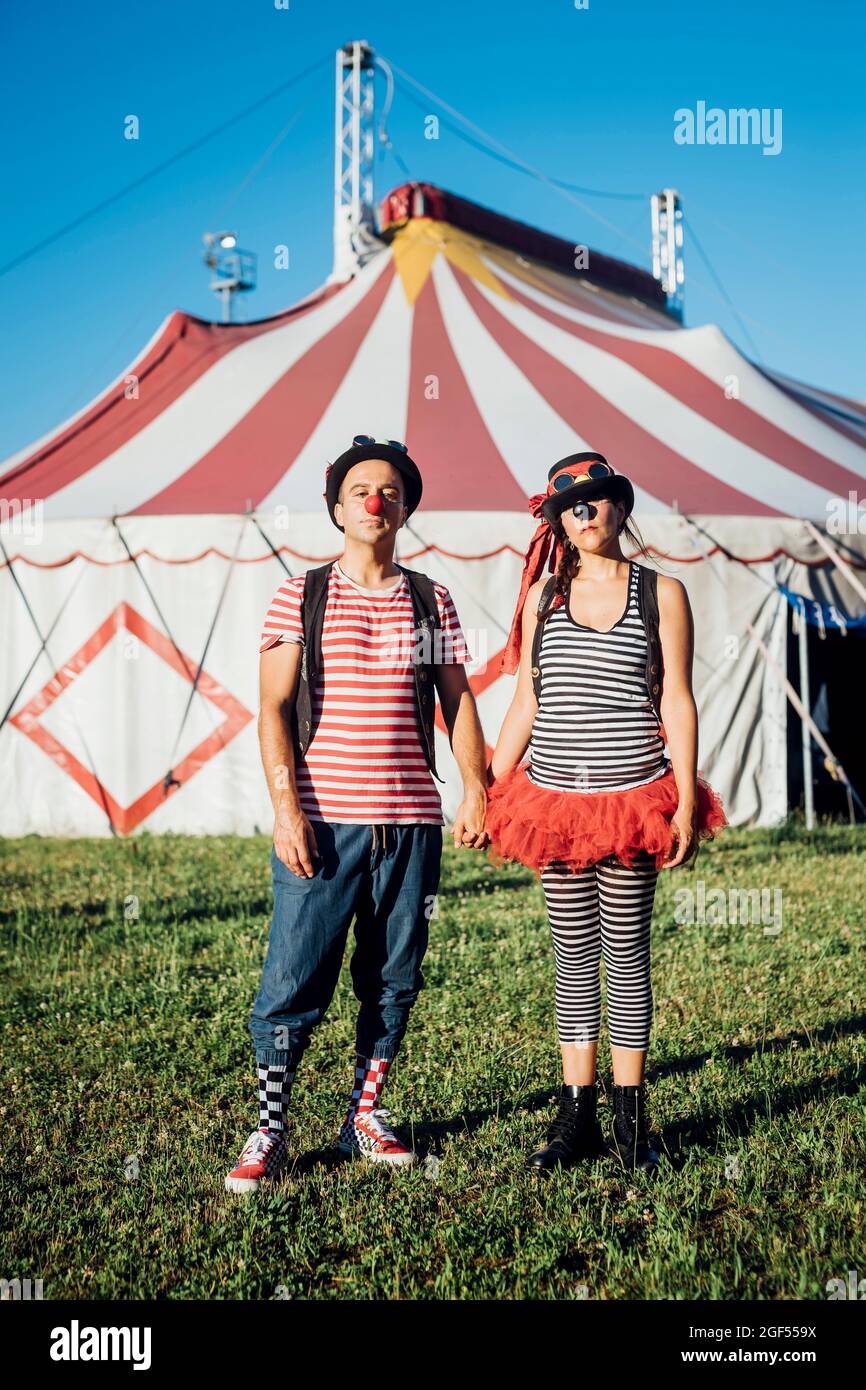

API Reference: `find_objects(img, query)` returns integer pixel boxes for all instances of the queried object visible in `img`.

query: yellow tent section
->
[389,217,511,304]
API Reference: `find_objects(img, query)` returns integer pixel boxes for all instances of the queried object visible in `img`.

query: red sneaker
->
[224,1128,288,1192]
[336,1108,417,1165]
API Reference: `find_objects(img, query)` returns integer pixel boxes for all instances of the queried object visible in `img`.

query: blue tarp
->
[777,584,866,634]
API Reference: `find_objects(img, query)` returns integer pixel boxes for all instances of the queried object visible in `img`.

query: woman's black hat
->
[539,451,634,527]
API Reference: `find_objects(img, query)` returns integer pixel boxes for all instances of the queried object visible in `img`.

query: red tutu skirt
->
[485,763,728,878]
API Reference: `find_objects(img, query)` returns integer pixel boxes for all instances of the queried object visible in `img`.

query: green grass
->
[1,822,863,1300]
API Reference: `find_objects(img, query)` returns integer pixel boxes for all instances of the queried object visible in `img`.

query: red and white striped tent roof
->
[3,181,865,521]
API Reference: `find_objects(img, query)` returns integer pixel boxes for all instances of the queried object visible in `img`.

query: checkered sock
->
[257,1062,297,1133]
[344,1054,393,1122]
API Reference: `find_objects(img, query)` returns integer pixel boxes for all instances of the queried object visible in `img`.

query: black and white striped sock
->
[257,1062,297,1133]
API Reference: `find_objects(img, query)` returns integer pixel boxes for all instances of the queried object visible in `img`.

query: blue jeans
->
[249,821,443,1067]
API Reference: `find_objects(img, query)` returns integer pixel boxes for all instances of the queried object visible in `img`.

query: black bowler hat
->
[324,435,423,532]
[539,451,634,527]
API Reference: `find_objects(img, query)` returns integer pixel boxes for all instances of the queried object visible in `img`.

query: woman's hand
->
[661,800,698,869]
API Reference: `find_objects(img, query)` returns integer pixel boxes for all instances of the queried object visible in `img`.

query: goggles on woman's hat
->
[539,452,634,527]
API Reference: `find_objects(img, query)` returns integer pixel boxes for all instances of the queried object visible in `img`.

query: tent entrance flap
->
[786,617,866,822]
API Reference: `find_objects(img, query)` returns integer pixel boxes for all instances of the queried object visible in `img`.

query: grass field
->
[1,822,863,1301]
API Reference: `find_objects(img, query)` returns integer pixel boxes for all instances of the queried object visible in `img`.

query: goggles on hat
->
[352,434,409,453]
[550,459,614,492]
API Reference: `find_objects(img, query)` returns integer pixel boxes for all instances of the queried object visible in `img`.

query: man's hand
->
[661,801,698,869]
[274,808,321,878]
[451,783,489,850]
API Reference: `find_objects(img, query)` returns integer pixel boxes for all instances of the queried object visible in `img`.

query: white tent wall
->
[2,513,864,838]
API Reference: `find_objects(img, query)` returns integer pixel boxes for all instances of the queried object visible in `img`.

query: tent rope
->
[111,515,238,795]
[745,615,864,819]
[681,514,864,820]
[0,54,331,280]
[162,514,249,795]
[248,513,295,578]
[0,541,118,836]
[111,517,198,682]
[0,564,87,733]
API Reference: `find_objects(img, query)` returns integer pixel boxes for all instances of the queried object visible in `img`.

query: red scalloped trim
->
[1,540,859,572]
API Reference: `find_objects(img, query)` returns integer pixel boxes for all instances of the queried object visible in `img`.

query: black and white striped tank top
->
[528,560,670,794]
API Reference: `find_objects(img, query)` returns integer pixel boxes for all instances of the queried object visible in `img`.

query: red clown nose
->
[364,494,384,515]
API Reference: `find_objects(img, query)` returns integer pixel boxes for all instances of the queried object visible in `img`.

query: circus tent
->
[2,181,865,837]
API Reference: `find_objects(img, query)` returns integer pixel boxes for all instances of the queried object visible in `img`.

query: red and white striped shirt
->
[259,561,471,824]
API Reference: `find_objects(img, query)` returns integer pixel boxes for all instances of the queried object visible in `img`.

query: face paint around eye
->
[571,501,598,522]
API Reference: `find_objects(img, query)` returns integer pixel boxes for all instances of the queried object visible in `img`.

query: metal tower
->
[651,188,685,321]
[330,40,380,283]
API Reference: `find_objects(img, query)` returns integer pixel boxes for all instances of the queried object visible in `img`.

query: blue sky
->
[2,0,864,459]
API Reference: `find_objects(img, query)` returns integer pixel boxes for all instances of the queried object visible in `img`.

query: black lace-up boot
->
[610,1082,661,1172]
[526,1083,604,1173]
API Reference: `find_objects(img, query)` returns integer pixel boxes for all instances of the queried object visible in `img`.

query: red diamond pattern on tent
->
[10,601,253,834]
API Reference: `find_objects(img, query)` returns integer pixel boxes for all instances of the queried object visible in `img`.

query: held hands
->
[661,800,699,870]
[451,782,490,850]
[274,808,321,878]
[275,790,489,871]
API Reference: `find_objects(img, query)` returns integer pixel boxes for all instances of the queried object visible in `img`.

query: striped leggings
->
[540,850,659,1051]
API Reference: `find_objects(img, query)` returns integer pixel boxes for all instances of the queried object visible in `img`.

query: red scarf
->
[500,491,565,675]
